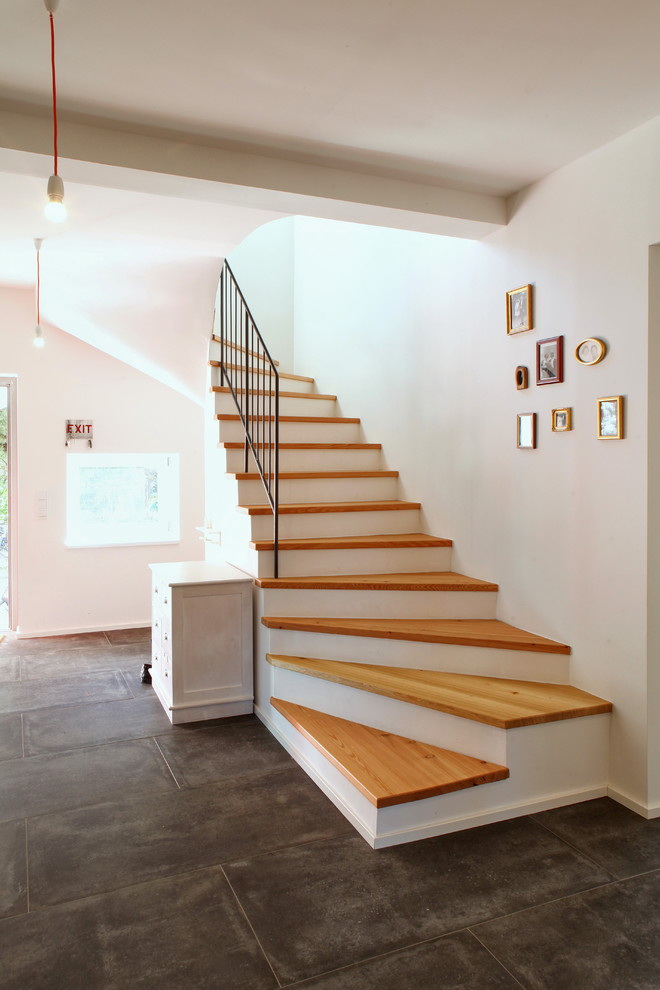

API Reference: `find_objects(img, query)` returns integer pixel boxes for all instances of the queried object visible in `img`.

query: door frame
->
[0,377,17,630]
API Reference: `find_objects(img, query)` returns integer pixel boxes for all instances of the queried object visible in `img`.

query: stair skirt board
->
[256,702,609,848]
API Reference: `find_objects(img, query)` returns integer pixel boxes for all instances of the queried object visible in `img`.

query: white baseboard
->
[608,786,660,819]
[15,621,151,639]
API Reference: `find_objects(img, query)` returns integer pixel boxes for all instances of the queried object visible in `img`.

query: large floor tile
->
[104,627,151,646]
[473,870,660,989]
[0,632,110,657]
[0,737,177,823]
[0,658,19,683]
[223,819,611,985]
[0,670,131,715]
[533,796,660,879]
[155,717,295,787]
[0,820,27,919]
[294,930,520,989]
[0,866,277,990]
[23,695,172,755]
[21,643,151,681]
[28,766,352,908]
[0,714,22,762]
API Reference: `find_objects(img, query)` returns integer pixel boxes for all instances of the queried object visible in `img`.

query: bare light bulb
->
[45,174,66,222]
[34,324,45,348]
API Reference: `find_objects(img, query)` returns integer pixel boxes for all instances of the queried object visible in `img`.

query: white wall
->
[0,288,204,636]
[290,116,660,814]
[227,217,295,368]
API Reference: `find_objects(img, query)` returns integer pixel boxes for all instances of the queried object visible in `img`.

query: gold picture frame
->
[576,337,607,365]
[506,285,533,335]
[597,396,623,439]
[552,408,572,432]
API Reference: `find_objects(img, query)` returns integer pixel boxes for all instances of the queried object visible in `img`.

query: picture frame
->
[506,284,533,334]
[552,407,572,432]
[515,366,529,390]
[597,396,624,439]
[517,412,537,449]
[536,335,563,385]
[576,337,607,365]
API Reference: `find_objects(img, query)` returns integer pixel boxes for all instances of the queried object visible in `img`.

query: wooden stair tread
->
[217,414,360,424]
[211,336,280,365]
[256,571,498,592]
[220,442,381,450]
[271,697,509,808]
[239,500,421,516]
[250,532,453,551]
[230,470,399,481]
[268,656,610,728]
[209,361,314,383]
[261,616,571,654]
[212,386,337,400]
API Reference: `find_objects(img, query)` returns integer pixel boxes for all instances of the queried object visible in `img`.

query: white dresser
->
[149,560,254,724]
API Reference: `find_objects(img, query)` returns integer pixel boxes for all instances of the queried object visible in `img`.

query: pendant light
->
[34,239,45,348]
[44,0,66,223]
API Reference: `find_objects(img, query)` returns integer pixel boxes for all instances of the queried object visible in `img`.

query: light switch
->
[36,491,48,519]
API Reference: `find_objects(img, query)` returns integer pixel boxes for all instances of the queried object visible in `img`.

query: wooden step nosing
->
[261,616,571,655]
[220,442,382,450]
[213,387,336,400]
[210,361,314,383]
[230,471,399,481]
[255,571,499,592]
[267,655,609,728]
[249,533,453,551]
[217,414,360,424]
[238,500,422,516]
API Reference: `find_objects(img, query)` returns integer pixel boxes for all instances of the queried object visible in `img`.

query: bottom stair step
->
[271,697,509,809]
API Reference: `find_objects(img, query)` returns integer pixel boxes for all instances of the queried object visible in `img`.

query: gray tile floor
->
[0,631,659,988]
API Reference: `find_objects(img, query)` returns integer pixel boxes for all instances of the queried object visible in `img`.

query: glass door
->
[0,380,15,630]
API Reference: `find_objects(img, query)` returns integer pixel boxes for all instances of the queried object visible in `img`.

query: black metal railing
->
[217,260,280,577]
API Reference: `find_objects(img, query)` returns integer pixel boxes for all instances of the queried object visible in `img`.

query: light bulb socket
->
[43,0,60,12]
[47,174,64,204]
[33,324,45,348]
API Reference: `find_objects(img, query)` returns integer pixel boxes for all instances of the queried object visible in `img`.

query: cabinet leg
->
[140,663,152,684]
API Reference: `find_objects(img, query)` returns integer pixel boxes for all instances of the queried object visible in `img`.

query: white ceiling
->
[2,0,660,392]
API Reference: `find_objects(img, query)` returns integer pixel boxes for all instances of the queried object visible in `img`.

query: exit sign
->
[66,420,93,447]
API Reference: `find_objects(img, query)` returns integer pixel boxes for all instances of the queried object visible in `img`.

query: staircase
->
[207,337,612,849]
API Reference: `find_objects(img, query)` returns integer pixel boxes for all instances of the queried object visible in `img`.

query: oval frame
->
[575,337,607,366]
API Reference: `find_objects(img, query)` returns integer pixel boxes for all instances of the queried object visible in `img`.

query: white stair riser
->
[248,507,422,540]
[215,392,338,418]
[235,475,400,505]
[218,419,361,443]
[211,368,316,394]
[221,446,385,473]
[264,627,572,683]
[270,665,507,762]
[251,545,454,577]
[261,587,498,619]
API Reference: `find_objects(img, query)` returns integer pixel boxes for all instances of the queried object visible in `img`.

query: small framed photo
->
[515,366,529,390]
[536,336,563,385]
[517,412,537,449]
[576,337,607,365]
[552,408,572,432]
[506,284,533,334]
[597,396,624,439]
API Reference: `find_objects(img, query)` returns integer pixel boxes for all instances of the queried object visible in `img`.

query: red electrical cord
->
[49,11,58,176]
